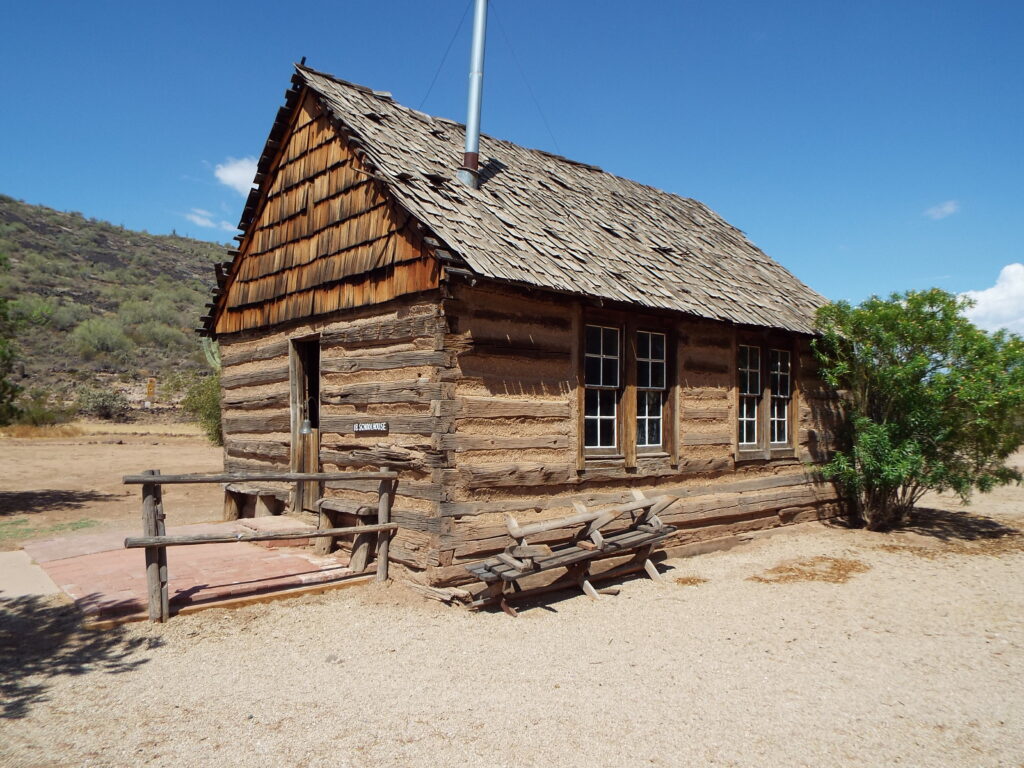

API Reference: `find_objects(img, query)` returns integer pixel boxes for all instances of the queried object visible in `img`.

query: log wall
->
[218,294,449,570]
[423,282,841,586]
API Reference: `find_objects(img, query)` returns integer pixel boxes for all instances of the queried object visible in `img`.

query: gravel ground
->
[2,484,1023,768]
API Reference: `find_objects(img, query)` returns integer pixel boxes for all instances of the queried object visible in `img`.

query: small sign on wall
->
[353,422,389,433]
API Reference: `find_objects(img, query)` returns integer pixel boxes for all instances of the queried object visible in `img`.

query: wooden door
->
[290,337,321,512]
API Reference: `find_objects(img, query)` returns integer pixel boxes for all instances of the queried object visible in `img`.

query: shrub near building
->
[813,288,1024,530]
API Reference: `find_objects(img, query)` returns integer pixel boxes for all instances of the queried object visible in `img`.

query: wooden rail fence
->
[122,470,398,622]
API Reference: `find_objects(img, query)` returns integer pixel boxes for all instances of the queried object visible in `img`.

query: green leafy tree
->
[813,289,1024,530]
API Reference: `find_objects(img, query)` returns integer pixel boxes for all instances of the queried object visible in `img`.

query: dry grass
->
[0,424,84,439]
[674,575,709,587]
[0,421,205,439]
[749,555,871,584]
[71,420,204,437]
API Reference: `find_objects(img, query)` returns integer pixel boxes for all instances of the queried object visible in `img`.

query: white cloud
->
[185,209,215,228]
[184,208,237,232]
[214,156,258,197]
[962,263,1024,334]
[924,200,960,220]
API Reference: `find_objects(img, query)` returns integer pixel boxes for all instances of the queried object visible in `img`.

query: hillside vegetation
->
[0,194,226,406]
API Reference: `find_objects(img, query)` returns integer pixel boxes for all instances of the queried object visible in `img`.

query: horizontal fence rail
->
[123,469,396,622]
[125,523,398,549]
[122,471,398,485]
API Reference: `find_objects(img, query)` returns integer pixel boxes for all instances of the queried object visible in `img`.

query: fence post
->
[375,477,392,583]
[142,469,169,622]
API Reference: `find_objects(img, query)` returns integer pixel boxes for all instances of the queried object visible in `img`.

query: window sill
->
[736,446,798,464]
[583,454,625,465]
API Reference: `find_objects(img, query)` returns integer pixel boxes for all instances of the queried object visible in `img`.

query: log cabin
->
[202,64,841,589]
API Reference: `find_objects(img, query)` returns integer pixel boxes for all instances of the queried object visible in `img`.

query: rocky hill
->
[0,194,226,403]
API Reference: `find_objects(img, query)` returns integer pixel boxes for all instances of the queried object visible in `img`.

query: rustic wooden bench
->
[466,492,677,614]
[223,483,289,519]
[316,498,379,567]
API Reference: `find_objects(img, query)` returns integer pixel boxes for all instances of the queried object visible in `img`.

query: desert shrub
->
[71,317,134,359]
[181,373,222,445]
[15,389,72,426]
[50,301,91,331]
[158,369,193,401]
[76,386,130,421]
[118,298,181,327]
[814,289,1024,531]
[130,321,190,349]
[10,294,55,326]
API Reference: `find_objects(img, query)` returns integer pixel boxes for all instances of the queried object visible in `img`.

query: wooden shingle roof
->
[251,65,825,335]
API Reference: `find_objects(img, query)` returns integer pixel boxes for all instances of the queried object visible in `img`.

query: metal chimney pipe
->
[457,0,488,189]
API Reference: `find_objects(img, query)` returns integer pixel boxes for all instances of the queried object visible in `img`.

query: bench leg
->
[223,490,244,521]
[349,531,374,571]
[568,563,601,601]
[641,544,664,583]
[315,509,337,556]
[486,581,519,618]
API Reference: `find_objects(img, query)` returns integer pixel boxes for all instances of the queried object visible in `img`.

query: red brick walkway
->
[24,520,354,618]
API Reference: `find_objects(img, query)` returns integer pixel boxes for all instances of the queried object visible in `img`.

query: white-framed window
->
[769,349,791,444]
[636,330,666,448]
[584,325,620,449]
[738,344,760,446]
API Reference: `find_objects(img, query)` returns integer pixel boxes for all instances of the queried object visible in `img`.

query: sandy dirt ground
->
[0,439,1022,767]
[0,423,224,551]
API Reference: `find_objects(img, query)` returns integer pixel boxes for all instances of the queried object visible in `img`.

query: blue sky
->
[2,1,1021,328]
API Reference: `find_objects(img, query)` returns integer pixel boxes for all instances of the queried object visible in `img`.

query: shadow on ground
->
[0,490,118,517]
[899,506,1021,542]
[0,595,160,719]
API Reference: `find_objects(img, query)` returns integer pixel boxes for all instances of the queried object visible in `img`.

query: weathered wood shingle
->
[249,65,825,335]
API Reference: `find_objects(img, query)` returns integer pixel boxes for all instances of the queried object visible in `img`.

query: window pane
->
[637,331,650,359]
[585,356,602,386]
[584,418,598,447]
[648,417,661,446]
[637,360,650,388]
[741,370,760,396]
[770,350,790,397]
[585,325,602,355]
[651,390,664,411]
[651,362,665,389]
[599,418,614,447]
[651,333,665,359]
[603,327,619,356]
[585,387,598,415]
[599,388,616,412]
[748,346,760,371]
[602,358,618,387]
